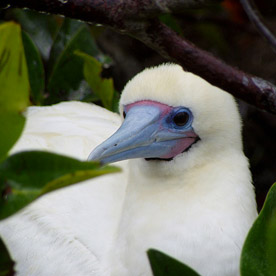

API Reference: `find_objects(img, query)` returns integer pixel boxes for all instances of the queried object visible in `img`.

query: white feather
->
[1,102,127,276]
[0,64,257,276]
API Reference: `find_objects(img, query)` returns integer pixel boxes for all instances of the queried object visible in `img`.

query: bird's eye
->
[173,111,189,126]
[123,111,126,118]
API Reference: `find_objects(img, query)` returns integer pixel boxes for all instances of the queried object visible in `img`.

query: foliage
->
[241,182,276,276]
[4,9,115,109]
[46,20,102,104]
[21,31,45,105]
[0,19,120,274]
[0,22,29,163]
[0,151,120,220]
[148,249,200,276]
[76,51,115,111]
[0,237,14,276]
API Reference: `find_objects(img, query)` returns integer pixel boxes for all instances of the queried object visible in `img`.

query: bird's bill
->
[88,105,197,165]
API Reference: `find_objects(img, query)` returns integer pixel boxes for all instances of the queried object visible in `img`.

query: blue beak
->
[88,105,196,165]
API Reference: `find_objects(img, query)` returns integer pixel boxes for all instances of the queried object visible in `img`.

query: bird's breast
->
[111,196,242,276]
[109,158,256,276]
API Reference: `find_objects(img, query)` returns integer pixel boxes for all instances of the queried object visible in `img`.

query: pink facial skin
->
[125,100,199,160]
[161,137,197,159]
[125,100,173,117]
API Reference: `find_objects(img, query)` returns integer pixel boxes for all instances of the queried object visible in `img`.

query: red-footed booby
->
[0,64,257,276]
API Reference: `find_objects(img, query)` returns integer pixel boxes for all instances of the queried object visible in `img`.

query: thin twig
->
[240,0,276,53]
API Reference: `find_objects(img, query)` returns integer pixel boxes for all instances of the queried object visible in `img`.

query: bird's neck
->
[125,152,227,196]
[121,148,256,215]
[110,150,257,276]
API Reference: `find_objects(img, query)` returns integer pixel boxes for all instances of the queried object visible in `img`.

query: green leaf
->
[0,151,120,220]
[22,31,45,105]
[268,213,276,274]
[0,237,15,276]
[0,22,29,162]
[46,23,101,104]
[111,90,121,113]
[76,51,114,111]
[240,182,276,276]
[147,249,201,276]
[9,9,59,60]
[0,22,29,111]
[0,113,26,164]
[47,18,85,73]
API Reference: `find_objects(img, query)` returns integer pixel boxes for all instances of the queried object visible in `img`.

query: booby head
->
[88,64,242,174]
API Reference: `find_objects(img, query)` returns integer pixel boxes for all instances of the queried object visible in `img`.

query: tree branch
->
[2,0,276,114]
[1,0,216,27]
[130,20,276,113]
[240,0,276,54]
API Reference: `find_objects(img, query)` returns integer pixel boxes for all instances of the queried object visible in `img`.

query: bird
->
[0,64,257,276]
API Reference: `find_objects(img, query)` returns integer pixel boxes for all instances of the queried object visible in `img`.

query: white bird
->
[0,64,257,276]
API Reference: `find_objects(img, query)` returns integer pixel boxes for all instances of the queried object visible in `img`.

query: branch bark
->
[2,0,276,114]
[1,0,216,27]
[130,20,276,113]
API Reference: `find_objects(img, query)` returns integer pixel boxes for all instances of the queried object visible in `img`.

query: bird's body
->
[0,102,128,275]
[0,64,257,276]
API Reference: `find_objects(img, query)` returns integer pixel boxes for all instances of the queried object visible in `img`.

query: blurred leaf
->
[147,249,201,276]
[0,151,120,220]
[48,18,85,73]
[159,14,183,36]
[46,24,101,104]
[111,90,120,113]
[9,9,59,59]
[240,182,276,276]
[0,237,15,276]
[22,31,45,105]
[76,51,114,111]
[194,23,229,56]
[0,22,29,162]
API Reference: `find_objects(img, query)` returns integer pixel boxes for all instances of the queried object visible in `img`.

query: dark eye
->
[173,111,189,126]
[123,111,126,118]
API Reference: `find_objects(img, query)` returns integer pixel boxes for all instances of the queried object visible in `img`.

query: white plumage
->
[0,64,257,276]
